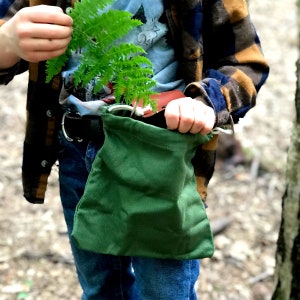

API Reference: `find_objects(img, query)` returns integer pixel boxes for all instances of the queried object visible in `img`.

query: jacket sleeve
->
[1,0,64,204]
[185,0,269,127]
[0,60,29,85]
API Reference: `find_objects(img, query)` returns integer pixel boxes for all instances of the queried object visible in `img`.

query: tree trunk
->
[271,2,300,296]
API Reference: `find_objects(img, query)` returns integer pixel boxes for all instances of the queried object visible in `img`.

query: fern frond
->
[69,0,113,24]
[79,10,142,49]
[45,51,70,83]
[46,0,157,109]
[71,43,151,90]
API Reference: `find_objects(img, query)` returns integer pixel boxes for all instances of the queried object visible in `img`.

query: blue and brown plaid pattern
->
[0,0,269,203]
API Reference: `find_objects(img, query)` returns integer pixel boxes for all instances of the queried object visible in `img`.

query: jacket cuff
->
[184,79,230,127]
[0,61,21,85]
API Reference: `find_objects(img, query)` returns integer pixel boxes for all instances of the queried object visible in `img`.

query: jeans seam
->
[187,260,191,300]
[116,256,125,300]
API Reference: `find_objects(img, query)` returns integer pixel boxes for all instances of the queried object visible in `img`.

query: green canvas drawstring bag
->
[72,106,215,260]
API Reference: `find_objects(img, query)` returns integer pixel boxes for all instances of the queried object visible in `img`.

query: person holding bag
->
[0,0,269,299]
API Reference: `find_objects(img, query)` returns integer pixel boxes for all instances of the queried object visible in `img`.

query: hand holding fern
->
[0,5,72,69]
[164,98,216,135]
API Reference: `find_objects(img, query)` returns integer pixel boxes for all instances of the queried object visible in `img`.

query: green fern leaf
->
[46,0,157,109]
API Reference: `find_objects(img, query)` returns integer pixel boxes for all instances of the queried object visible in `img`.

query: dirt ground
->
[0,0,297,299]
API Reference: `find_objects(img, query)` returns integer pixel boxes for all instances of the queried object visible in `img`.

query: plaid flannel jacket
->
[0,0,269,204]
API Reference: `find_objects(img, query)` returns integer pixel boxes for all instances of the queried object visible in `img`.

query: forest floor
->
[0,0,298,299]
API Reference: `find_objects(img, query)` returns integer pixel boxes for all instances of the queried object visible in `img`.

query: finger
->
[23,47,69,62]
[19,23,73,40]
[177,103,194,133]
[164,100,180,130]
[20,35,71,52]
[189,107,204,134]
[26,6,73,27]
[193,107,215,135]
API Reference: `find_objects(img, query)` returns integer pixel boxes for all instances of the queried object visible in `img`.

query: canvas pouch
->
[72,106,215,259]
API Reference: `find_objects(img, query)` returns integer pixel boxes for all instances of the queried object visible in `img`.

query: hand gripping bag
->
[72,106,215,259]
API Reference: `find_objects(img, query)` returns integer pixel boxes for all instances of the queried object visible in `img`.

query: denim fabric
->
[58,131,200,300]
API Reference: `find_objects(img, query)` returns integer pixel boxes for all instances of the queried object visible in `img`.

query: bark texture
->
[271,4,300,296]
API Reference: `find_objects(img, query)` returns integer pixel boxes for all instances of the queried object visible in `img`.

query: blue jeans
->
[58,132,200,300]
